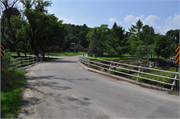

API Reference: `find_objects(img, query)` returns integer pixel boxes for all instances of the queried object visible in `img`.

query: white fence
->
[10,56,42,70]
[79,56,180,90]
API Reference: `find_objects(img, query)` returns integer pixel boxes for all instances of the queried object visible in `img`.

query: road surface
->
[18,55,180,119]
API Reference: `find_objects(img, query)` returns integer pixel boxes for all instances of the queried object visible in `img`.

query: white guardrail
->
[10,56,42,70]
[79,56,180,90]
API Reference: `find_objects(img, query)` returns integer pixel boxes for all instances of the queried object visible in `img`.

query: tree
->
[153,34,172,66]
[127,20,144,56]
[88,28,101,58]
[86,24,110,56]
[166,29,179,57]
[1,0,22,58]
[20,0,67,58]
[106,23,129,59]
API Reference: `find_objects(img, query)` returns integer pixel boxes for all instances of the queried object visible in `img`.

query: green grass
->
[1,69,27,118]
[89,53,165,62]
[10,51,87,57]
[47,52,87,56]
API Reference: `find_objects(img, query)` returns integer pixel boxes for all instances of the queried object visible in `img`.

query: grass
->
[10,51,87,57]
[1,69,27,118]
[1,54,60,118]
[47,52,87,56]
[89,53,165,62]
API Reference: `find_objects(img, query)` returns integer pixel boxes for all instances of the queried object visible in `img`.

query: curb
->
[77,62,171,91]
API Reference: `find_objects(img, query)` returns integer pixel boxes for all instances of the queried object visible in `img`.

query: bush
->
[2,49,12,72]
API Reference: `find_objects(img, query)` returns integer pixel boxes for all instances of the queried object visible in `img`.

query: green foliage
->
[63,23,90,51]
[74,45,79,53]
[153,34,172,59]
[1,69,26,118]
[2,49,12,72]
[88,28,102,57]
[106,23,130,59]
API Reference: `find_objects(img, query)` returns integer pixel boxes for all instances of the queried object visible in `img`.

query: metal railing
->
[10,56,42,70]
[79,56,180,90]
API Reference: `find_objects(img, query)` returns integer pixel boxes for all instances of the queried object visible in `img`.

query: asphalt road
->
[18,55,180,119]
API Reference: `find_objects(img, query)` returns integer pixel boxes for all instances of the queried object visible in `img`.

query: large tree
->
[88,28,101,58]
[106,23,129,59]
[166,29,179,57]
[1,0,21,57]
[86,24,110,56]
[20,0,67,58]
[153,34,172,66]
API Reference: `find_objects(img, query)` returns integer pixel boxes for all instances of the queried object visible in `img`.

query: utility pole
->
[175,45,179,91]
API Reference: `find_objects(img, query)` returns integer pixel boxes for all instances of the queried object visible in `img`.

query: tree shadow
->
[45,60,77,63]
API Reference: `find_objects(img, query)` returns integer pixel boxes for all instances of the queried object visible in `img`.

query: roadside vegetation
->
[1,51,26,118]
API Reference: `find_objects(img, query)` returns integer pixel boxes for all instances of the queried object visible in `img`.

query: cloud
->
[109,17,117,23]
[123,13,180,34]
[156,13,180,34]
[142,15,161,26]
[124,15,143,23]
[57,16,77,24]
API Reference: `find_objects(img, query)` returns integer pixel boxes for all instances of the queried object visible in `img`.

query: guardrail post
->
[36,56,38,63]
[108,61,112,73]
[171,73,178,90]
[136,66,141,82]
[83,57,85,65]
[88,57,89,68]
[28,57,29,65]
[33,56,34,64]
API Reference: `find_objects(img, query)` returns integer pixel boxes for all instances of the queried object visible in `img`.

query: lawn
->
[88,53,165,62]
[10,51,87,57]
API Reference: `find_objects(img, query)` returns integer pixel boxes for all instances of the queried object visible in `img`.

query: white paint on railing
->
[10,56,42,70]
[79,56,179,90]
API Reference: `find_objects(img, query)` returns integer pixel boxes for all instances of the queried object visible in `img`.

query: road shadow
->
[54,77,95,83]
[45,60,77,63]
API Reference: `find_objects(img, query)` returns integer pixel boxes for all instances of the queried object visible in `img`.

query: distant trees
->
[1,0,179,65]
[63,23,90,52]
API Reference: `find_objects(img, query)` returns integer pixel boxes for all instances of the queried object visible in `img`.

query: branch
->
[1,27,13,37]
[1,28,14,44]
[11,0,18,8]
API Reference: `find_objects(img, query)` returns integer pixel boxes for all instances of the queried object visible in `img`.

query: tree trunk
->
[147,53,149,67]
[119,53,122,59]
[151,53,152,59]
[155,55,159,67]
[43,53,45,59]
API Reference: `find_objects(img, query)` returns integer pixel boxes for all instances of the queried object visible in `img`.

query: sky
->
[16,0,180,35]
